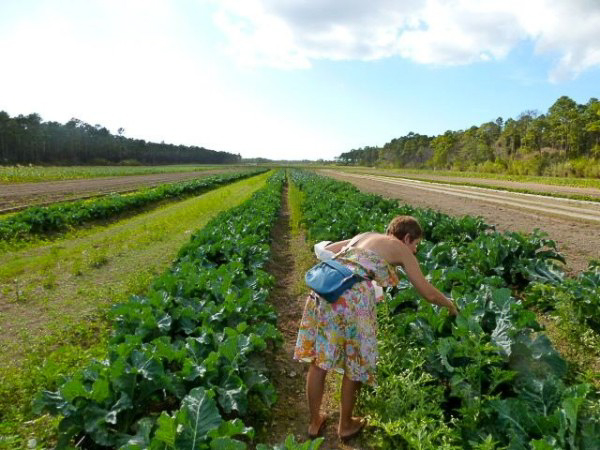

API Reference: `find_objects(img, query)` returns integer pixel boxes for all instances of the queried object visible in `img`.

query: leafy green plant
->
[291,170,600,449]
[34,172,285,448]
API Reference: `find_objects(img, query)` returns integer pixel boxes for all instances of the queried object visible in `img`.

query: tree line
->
[0,112,241,165]
[337,96,600,178]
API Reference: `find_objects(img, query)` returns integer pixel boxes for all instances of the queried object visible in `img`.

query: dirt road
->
[321,170,600,274]
[0,168,247,211]
[341,168,600,199]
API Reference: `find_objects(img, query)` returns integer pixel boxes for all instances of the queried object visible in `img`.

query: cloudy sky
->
[0,0,598,160]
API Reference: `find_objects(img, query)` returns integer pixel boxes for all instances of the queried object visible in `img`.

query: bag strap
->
[322,259,354,277]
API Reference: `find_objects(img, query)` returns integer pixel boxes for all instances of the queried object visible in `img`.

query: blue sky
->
[0,0,599,160]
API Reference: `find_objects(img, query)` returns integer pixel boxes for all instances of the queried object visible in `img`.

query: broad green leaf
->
[152,412,176,448]
[175,387,222,449]
[208,419,254,440]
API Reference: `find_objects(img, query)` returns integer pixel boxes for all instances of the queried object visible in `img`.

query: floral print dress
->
[293,247,399,385]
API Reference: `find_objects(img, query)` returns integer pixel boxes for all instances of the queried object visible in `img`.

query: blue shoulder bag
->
[305,259,365,303]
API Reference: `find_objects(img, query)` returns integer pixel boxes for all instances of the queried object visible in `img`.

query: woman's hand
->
[445,299,458,316]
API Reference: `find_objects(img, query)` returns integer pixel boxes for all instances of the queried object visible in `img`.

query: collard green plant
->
[35,172,284,448]
[291,169,600,449]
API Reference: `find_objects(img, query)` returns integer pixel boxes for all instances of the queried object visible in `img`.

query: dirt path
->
[0,168,246,211]
[321,170,600,275]
[263,185,311,444]
[341,167,600,199]
[330,172,600,223]
[264,184,370,449]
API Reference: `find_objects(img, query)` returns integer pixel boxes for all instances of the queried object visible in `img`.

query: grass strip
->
[0,169,266,241]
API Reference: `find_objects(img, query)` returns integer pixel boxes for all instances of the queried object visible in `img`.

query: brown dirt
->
[343,168,600,199]
[264,185,369,449]
[0,168,246,211]
[322,170,600,276]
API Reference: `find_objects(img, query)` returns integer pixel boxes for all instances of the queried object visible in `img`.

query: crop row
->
[34,172,302,449]
[291,170,600,449]
[0,169,266,241]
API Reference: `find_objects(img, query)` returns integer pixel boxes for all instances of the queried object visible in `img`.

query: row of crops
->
[33,171,319,449]
[291,170,600,449]
[0,169,266,241]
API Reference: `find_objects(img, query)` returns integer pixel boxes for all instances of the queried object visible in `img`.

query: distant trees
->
[337,96,600,177]
[0,112,241,165]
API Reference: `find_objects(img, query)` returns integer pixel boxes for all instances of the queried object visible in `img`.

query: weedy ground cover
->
[0,173,273,447]
[524,261,600,334]
[291,170,600,449]
[523,261,600,386]
[0,164,238,183]
[0,169,266,241]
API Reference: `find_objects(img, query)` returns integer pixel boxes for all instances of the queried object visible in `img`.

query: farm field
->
[0,171,275,447]
[0,170,265,243]
[333,166,600,192]
[2,171,293,449]
[0,171,271,366]
[0,167,255,212]
[3,169,600,448]
[322,169,600,275]
[291,170,600,448]
[0,164,248,183]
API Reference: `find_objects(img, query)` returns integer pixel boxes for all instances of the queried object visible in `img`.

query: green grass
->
[0,164,249,183]
[286,176,315,298]
[532,302,600,389]
[334,166,600,190]
[0,172,270,448]
[287,174,305,237]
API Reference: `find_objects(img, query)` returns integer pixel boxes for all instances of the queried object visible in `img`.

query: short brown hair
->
[386,215,423,241]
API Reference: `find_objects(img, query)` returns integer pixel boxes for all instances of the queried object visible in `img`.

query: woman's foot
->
[338,416,367,441]
[308,414,328,439]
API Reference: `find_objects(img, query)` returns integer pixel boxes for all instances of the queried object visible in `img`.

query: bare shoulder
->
[358,234,408,264]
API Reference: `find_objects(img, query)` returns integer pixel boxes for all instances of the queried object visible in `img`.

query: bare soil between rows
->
[322,170,600,275]
[264,186,366,449]
[344,168,600,199]
[0,168,245,211]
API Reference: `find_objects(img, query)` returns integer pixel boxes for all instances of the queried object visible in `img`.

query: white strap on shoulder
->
[314,241,335,261]
[342,232,373,251]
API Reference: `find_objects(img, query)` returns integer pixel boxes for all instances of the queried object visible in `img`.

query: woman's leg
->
[307,362,328,434]
[338,375,365,437]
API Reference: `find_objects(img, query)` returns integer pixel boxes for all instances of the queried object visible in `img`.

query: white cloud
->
[0,0,343,159]
[212,0,600,80]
